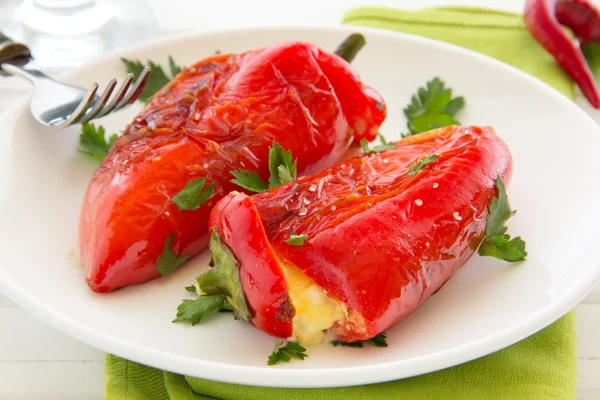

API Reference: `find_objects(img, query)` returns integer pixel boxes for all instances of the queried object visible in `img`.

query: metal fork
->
[0,32,150,129]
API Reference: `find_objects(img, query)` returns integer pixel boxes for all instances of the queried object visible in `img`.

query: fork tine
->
[49,66,150,128]
[116,66,151,110]
[95,73,134,119]
[78,78,117,124]
[51,84,99,129]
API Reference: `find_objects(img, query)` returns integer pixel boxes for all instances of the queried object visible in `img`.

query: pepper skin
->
[525,0,600,108]
[208,126,513,343]
[79,40,386,293]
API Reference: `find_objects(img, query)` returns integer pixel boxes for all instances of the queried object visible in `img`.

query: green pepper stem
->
[196,228,251,321]
[334,33,366,63]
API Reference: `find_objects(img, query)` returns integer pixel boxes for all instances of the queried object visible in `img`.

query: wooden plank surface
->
[1,292,599,398]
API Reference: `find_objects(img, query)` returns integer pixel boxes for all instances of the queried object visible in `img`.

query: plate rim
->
[1,24,600,388]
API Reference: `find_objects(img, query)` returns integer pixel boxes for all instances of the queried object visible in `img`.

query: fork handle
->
[0,32,44,81]
[0,32,30,64]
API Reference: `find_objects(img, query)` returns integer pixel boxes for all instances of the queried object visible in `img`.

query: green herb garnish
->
[185,285,197,294]
[484,176,515,238]
[368,332,388,347]
[230,170,269,193]
[121,55,185,103]
[331,340,364,348]
[174,230,250,324]
[168,57,183,76]
[172,178,215,211]
[360,134,396,154]
[407,154,440,176]
[268,141,297,187]
[173,295,230,326]
[78,122,118,161]
[267,340,308,365]
[285,232,308,246]
[156,233,192,276]
[478,234,527,262]
[403,77,465,135]
[231,141,297,192]
[477,176,527,262]
[331,332,388,348]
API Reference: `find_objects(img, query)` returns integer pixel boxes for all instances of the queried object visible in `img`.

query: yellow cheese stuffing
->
[279,260,347,345]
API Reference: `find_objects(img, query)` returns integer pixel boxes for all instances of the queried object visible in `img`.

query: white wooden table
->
[1,0,599,398]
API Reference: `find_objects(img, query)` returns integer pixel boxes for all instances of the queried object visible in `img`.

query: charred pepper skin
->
[209,126,513,342]
[79,41,386,293]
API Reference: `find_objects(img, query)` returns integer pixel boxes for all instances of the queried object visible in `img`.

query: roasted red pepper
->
[525,0,600,108]
[79,36,386,293]
[208,126,512,343]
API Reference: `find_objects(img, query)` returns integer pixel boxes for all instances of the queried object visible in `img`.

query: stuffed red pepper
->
[201,125,520,344]
[79,35,386,293]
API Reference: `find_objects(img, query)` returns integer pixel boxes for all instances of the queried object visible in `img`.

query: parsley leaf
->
[360,139,370,153]
[331,332,388,348]
[121,56,185,103]
[267,340,308,365]
[168,56,183,76]
[477,176,527,262]
[331,340,364,348]
[368,332,388,347]
[173,295,229,326]
[360,134,396,154]
[185,285,197,294]
[230,170,269,193]
[175,281,234,324]
[478,235,527,262]
[269,141,297,187]
[285,232,308,246]
[156,233,192,276]
[484,176,515,239]
[172,178,215,211]
[78,122,118,161]
[195,229,251,321]
[407,154,439,176]
[231,141,298,192]
[403,77,465,135]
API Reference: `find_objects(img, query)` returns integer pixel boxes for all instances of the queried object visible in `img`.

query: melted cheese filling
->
[279,261,347,345]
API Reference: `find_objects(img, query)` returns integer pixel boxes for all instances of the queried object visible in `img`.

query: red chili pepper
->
[79,35,386,293]
[208,126,512,343]
[525,0,600,108]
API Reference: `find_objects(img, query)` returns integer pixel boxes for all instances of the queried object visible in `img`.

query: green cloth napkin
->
[106,314,577,400]
[344,6,574,98]
[104,7,578,400]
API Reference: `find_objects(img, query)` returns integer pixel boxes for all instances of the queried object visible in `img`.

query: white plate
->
[1,26,600,388]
